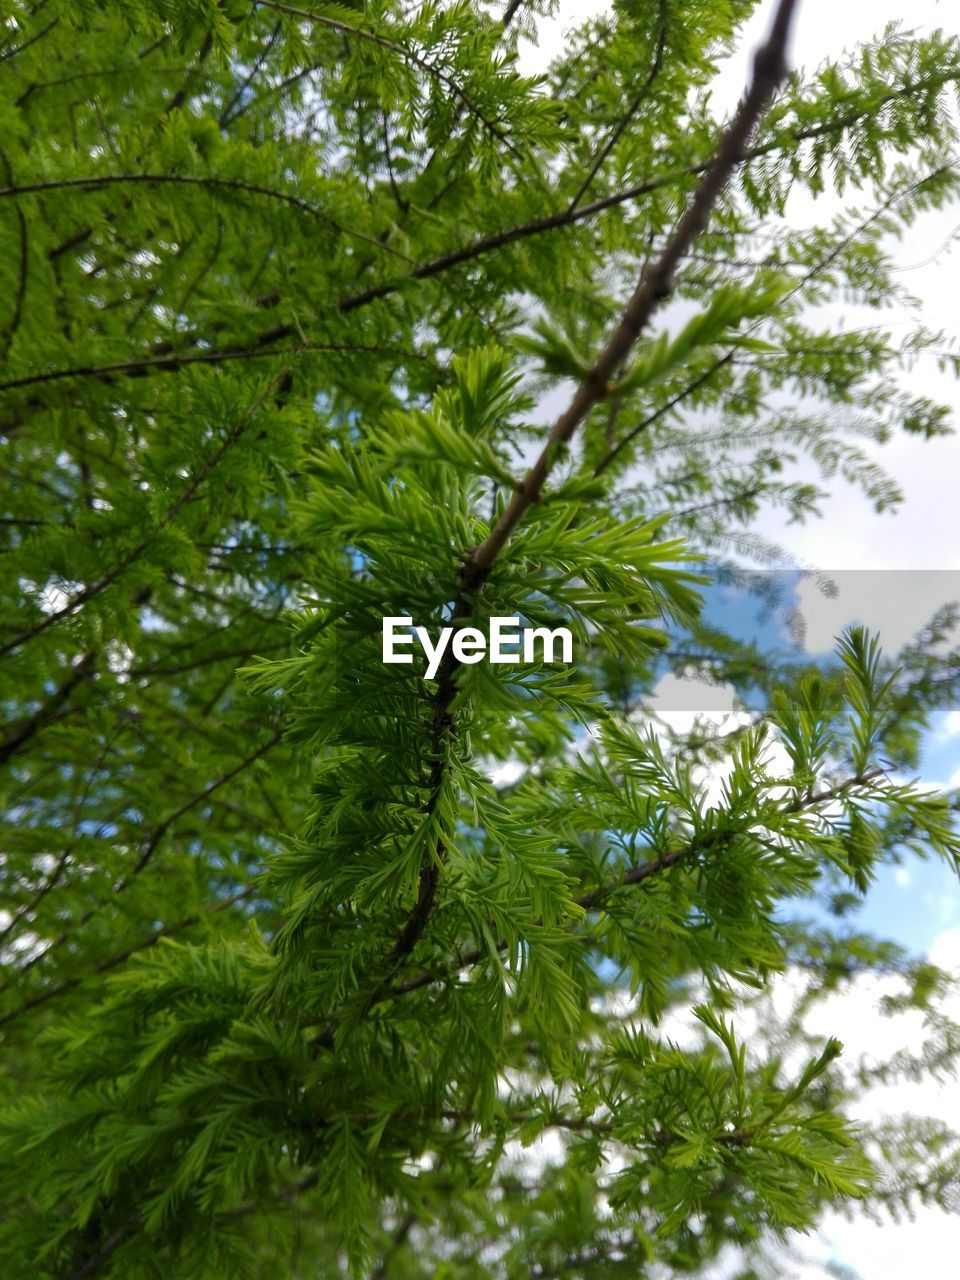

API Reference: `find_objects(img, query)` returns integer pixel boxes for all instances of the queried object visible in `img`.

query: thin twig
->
[0,14,60,64]
[0,351,304,658]
[0,339,438,393]
[0,172,411,261]
[0,148,28,359]
[567,5,668,212]
[257,0,518,153]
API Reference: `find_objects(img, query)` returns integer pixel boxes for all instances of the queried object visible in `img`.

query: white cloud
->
[760,925,960,1277]
[486,759,527,788]
[929,925,960,971]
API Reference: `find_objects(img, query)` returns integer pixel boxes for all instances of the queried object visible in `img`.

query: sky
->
[516,2,960,1273]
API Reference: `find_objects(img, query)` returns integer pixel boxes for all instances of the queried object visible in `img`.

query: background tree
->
[2,0,960,1275]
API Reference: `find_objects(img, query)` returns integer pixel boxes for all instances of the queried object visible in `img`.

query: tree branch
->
[128,730,284,879]
[0,652,95,768]
[465,0,799,580]
[0,172,411,260]
[501,0,525,28]
[591,153,941,477]
[375,765,889,1009]
[218,21,283,127]
[0,340,438,393]
[0,354,302,658]
[4,731,283,989]
[567,4,668,213]
[593,352,735,477]
[15,62,938,396]
[0,889,254,1031]
[0,15,59,65]
[373,0,801,986]
[0,148,28,360]
[257,0,518,153]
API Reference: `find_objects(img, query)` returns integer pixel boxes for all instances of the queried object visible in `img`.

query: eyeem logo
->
[383,616,573,680]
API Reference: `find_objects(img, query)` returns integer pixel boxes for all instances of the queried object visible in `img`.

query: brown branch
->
[18,61,927,396]
[0,340,438,393]
[591,158,949,477]
[162,27,214,118]
[465,0,799,581]
[501,0,525,28]
[663,483,766,523]
[12,37,179,108]
[0,14,59,64]
[594,352,735,477]
[66,1219,138,1280]
[0,653,95,768]
[218,22,283,127]
[577,766,888,914]
[441,1106,616,1136]
[386,638,464,965]
[128,729,284,878]
[337,53,960,315]
[219,58,325,127]
[0,724,115,948]
[127,637,291,681]
[0,148,28,360]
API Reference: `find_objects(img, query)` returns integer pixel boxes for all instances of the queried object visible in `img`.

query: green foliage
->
[2,1,960,1277]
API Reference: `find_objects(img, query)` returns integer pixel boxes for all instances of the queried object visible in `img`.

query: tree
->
[2,0,960,1274]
